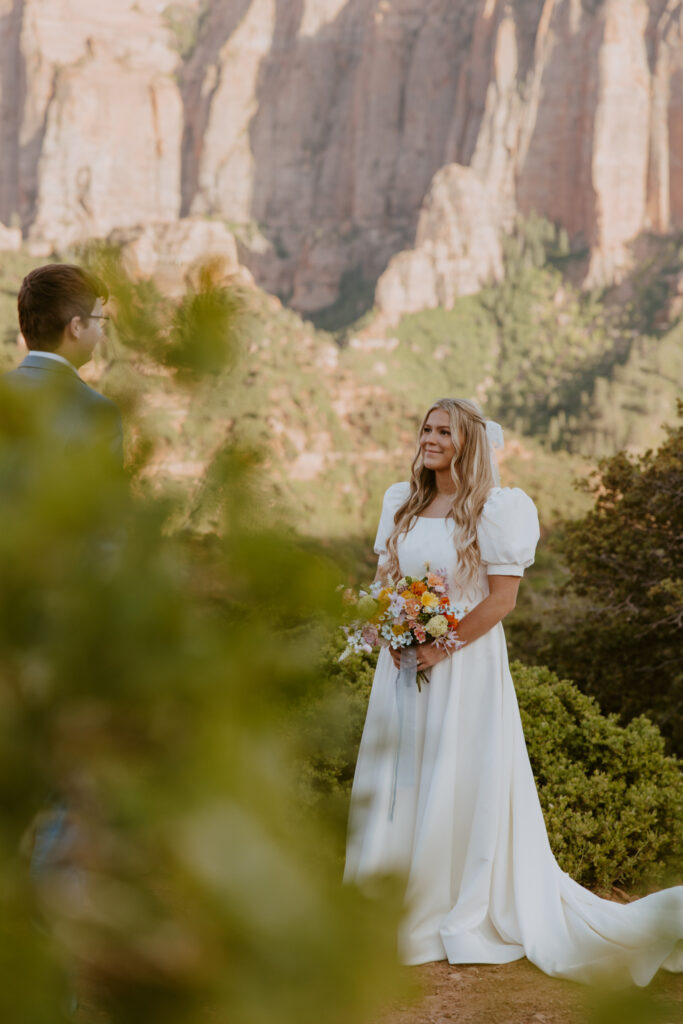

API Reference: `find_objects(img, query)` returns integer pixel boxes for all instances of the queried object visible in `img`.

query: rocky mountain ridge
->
[1,0,682,320]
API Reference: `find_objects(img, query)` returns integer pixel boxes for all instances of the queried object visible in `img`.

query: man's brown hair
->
[18,263,108,351]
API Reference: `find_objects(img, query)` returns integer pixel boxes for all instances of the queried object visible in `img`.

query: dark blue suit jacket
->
[3,354,124,879]
[3,352,123,467]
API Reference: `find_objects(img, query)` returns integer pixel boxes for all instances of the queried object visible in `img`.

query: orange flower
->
[411,581,427,595]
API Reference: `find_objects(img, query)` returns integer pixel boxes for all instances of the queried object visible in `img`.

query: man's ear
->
[67,315,82,339]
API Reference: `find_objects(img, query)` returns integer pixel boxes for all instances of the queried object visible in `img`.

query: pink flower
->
[429,568,449,594]
[361,625,379,648]
[404,598,422,619]
[413,624,426,644]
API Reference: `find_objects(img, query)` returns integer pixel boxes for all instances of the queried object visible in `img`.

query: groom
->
[4,262,122,467]
[3,264,123,879]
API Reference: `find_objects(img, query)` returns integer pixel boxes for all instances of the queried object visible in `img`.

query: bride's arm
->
[449,574,520,646]
[389,575,520,669]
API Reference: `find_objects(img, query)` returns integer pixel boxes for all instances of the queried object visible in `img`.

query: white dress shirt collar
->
[28,350,78,373]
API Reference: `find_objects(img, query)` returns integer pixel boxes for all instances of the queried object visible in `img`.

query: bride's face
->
[420,409,456,471]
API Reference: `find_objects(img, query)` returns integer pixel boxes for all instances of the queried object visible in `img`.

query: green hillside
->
[1,224,681,549]
[392,223,683,457]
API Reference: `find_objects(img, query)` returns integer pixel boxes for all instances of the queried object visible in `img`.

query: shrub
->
[295,630,376,827]
[512,661,683,892]
[312,640,683,892]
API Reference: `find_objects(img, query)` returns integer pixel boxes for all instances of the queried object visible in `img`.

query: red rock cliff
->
[1,0,681,316]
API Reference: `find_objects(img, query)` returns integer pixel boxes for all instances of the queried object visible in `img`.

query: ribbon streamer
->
[389,646,418,820]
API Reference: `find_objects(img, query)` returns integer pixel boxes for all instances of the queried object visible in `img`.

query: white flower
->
[389,632,412,649]
[339,627,376,661]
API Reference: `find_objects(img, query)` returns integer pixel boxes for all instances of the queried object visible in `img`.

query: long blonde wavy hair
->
[385,398,496,585]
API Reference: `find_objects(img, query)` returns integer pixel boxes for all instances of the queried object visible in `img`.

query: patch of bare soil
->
[375,959,683,1024]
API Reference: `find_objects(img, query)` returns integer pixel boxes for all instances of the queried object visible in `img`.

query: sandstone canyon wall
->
[0,0,184,243]
[0,0,682,319]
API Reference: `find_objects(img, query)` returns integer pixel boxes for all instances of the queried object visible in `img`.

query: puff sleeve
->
[374,481,411,555]
[477,487,540,577]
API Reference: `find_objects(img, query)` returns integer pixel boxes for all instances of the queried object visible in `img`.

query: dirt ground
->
[375,959,683,1024]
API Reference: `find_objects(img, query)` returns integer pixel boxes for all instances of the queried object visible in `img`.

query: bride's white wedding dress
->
[344,482,683,985]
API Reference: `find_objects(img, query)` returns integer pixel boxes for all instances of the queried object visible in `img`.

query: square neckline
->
[415,487,502,520]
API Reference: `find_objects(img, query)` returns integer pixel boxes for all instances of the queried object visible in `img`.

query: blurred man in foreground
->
[3,264,123,886]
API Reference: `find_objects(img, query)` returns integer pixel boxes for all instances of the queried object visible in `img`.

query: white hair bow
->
[485,420,504,485]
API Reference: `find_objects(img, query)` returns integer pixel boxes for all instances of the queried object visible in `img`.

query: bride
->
[344,397,683,985]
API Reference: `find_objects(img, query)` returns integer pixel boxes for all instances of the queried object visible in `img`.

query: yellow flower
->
[392,623,408,635]
[425,614,448,638]
[421,591,440,609]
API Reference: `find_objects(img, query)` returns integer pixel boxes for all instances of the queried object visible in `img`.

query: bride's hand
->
[415,642,446,671]
[389,642,446,672]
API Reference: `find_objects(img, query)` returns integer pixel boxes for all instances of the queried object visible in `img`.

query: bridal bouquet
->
[339,567,467,688]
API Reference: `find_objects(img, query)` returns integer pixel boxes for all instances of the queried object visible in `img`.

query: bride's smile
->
[419,409,456,474]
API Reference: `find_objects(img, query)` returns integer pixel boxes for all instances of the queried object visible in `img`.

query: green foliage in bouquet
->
[313,638,682,892]
[0,263,404,1023]
[542,408,683,752]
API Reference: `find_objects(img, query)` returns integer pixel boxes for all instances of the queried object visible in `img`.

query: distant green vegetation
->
[162,2,205,59]
[394,221,683,457]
